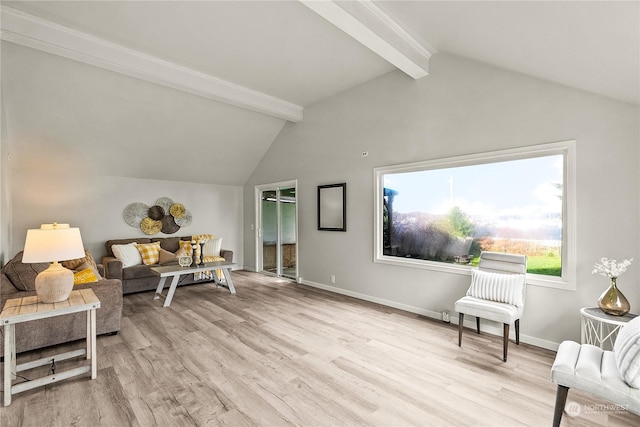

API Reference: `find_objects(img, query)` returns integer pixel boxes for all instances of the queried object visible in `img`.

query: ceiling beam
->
[0,6,304,122]
[300,0,435,79]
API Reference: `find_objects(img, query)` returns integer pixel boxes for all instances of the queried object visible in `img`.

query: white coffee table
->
[151,261,236,307]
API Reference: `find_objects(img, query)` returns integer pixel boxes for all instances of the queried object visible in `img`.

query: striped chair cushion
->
[467,269,526,307]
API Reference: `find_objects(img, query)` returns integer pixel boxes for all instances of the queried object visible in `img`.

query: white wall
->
[244,53,640,349]
[8,169,243,267]
[0,82,10,267]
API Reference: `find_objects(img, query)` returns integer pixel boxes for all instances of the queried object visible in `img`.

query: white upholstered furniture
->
[551,316,640,426]
[454,251,527,362]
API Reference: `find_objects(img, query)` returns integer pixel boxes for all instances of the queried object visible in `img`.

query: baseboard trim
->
[299,278,559,351]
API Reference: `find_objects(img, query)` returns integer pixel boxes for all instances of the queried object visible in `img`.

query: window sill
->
[374,255,576,291]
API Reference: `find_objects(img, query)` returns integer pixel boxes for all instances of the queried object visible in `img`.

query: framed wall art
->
[317,183,346,231]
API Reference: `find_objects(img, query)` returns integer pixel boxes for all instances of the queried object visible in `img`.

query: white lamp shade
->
[22,223,85,263]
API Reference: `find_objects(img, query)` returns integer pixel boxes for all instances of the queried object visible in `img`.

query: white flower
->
[592,257,633,278]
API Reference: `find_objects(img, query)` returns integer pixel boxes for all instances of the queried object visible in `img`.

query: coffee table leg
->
[222,268,236,294]
[154,277,167,300]
[164,275,182,307]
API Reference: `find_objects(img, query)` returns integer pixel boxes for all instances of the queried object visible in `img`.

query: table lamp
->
[22,223,85,303]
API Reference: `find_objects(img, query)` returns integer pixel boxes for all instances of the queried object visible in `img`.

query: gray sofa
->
[102,236,233,294]
[1,251,123,354]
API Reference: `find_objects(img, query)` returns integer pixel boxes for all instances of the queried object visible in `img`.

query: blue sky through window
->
[384,155,563,220]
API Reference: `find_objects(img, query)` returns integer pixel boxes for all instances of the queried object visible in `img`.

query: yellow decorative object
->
[178,240,200,258]
[202,255,225,280]
[136,242,161,265]
[193,234,214,243]
[140,217,162,235]
[73,268,98,285]
[170,203,186,218]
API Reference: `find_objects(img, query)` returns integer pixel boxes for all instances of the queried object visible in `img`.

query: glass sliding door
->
[278,187,297,279]
[261,190,278,274]
[257,181,298,280]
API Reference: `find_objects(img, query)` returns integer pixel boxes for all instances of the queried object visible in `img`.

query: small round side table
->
[580,307,638,350]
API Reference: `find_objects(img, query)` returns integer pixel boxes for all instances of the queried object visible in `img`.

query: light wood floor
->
[2,271,638,426]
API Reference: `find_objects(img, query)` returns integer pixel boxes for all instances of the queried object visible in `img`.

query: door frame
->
[255,180,298,280]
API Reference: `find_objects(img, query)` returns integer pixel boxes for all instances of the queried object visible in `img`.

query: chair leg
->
[515,319,520,345]
[503,323,509,362]
[458,313,464,346]
[553,385,569,427]
[476,316,481,334]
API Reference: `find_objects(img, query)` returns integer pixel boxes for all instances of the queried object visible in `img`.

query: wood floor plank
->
[2,271,638,426]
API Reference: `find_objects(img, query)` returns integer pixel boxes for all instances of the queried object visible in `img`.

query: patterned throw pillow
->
[73,268,98,285]
[466,269,526,307]
[178,240,200,258]
[112,242,142,268]
[74,260,103,280]
[136,241,161,265]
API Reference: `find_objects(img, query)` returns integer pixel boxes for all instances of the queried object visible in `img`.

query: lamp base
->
[35,262,74,303]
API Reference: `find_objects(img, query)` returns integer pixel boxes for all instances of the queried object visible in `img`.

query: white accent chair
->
[454,251,527,362]
[551,316,640,426]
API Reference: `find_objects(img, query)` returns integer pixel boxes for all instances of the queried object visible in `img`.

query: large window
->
[374,141,575,288]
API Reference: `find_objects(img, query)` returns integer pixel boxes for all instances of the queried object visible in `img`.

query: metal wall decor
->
[123,197,192,235]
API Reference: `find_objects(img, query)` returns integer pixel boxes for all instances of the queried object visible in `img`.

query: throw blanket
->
[194,255,225,281]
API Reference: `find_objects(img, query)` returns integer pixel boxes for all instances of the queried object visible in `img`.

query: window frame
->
[373,140,576,290]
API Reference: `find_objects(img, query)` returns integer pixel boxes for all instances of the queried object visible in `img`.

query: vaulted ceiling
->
[2,1,638,185]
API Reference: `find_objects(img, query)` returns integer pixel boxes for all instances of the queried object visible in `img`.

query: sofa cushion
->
[61,248,100,272]
[122,264,156,280]
[112,242,143,268]
[73,268,98,285]
[179,240,201,258]
[75,260,103,280]
[2,251,50,291]
[136,241,161,265]
[105,238,151,257]
[159,248,178,265]
[152,237,181,253]
[466,269,526,307]
[203,237,223,257]
[614,316,640,388]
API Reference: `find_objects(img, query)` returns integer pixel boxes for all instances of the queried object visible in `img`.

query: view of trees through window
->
[382,154,564,276]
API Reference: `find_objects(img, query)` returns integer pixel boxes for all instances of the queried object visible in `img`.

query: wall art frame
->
[317,183,346,231]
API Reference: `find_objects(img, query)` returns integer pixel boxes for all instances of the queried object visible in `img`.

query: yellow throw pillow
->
[136,241,161,265]
[74,268,98,285]
[178,240,200,258]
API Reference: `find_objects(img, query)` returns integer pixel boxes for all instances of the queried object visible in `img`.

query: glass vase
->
[598,277,630,316]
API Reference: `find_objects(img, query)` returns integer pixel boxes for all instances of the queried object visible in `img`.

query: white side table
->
[580,307,637,350]
[1,289,100,406]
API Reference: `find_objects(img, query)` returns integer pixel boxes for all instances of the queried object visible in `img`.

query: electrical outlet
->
[330,275,336,284]
[361,151,369,157]
[442,311,450,323]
